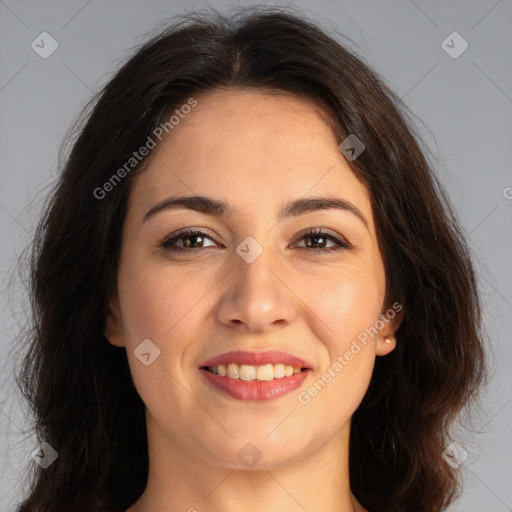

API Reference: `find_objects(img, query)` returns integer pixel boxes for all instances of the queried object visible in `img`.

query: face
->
[106,88,400,469]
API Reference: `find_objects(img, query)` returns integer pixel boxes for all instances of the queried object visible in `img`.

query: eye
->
[292,227,350,253]
[160,228,218,250]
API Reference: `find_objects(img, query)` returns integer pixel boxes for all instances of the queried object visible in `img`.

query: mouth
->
[198,351,312,401]
[201,363,307,380]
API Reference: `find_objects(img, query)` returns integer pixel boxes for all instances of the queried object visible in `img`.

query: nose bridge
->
[235,241,277,294]
[216,235,296,331]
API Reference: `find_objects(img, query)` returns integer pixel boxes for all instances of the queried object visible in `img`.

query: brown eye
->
[161,229,217,250]
[294,228,350,253]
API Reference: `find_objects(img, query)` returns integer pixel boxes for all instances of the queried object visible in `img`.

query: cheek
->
[307,263,385,347]
[117,260,206,343]
[115,262,210,399]
[294,279,379,433]
[298,263,383,404]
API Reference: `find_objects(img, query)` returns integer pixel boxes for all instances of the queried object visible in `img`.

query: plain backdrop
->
[0,1,511,511]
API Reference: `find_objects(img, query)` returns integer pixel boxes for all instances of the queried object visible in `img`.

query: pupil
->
[185,235,202,248]
[308,235,325,248]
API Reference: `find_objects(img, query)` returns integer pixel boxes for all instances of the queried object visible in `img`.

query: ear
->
[104,294,125,347]
[375,304,404,356]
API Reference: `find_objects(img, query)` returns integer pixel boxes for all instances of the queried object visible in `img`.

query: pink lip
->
[199,350,311,369]
[199,367,311,401]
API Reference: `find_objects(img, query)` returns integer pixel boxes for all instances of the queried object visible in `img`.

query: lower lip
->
[199,368,311,400]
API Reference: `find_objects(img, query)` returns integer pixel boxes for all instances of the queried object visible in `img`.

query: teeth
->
[274,363,285,378]
[240,364,257,381]
[227,363,239,379]
[256,364,273,381]
[206,363,304,380]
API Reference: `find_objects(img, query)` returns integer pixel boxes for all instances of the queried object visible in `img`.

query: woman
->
[15,6,487,512]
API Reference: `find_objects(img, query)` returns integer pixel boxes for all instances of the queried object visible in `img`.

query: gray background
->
[0,0,511,510]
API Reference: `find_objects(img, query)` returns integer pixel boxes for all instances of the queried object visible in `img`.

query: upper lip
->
[199,350,311,369]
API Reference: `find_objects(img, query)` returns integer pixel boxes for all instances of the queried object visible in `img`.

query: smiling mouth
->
[201,363,307,381]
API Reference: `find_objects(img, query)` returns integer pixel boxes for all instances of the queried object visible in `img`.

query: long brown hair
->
[14,6,487,512]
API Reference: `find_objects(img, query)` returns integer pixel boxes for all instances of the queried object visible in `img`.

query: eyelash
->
[160,227,350,254]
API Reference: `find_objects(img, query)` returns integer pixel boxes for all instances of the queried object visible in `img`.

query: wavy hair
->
[13,6,487,512]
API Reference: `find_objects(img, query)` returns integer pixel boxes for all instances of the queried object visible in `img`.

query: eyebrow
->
[143,194,369,230]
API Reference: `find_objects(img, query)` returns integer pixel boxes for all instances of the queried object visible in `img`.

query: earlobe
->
[104,296,125,347]
[376,335,396,356]
[375,304,403,356]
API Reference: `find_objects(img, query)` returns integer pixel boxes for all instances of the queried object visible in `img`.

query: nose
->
[216,247,297,333]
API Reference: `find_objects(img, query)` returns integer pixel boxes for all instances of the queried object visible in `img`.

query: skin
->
[106,88,402,512]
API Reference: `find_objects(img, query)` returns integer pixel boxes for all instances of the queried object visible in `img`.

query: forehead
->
[128,88,373,227]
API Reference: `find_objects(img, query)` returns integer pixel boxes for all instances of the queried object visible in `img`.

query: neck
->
[126,412,364,512]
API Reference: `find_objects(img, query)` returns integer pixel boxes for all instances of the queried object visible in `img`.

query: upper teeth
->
[207,363,302,381]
